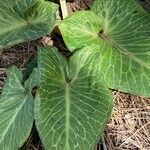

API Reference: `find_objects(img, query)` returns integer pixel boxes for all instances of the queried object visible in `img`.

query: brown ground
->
[0,0,149,150]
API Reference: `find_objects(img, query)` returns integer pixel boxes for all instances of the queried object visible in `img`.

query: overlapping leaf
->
[35,47,113,150]
[59,0,150,97]
[0,66,38,150]
[0,0,58,50]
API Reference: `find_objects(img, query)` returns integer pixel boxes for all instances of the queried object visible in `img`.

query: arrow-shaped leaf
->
[59,0,150,97]
[0,0,58,50]
[35,47,113,150]
[0,66,38,150]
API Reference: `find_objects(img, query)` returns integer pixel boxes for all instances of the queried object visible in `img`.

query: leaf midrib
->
[0,21,26,35]
[0,5,48,36]
[98,33,150,69]
[65,83,70,149]
[0,17,44,35]
[75,23,150,69]
[0,94,28,144]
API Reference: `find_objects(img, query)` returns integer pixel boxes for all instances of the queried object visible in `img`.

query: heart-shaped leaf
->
[0,66,38,150]
[59,0,150,97]
[35,47,113,150]
[0,0,58,50]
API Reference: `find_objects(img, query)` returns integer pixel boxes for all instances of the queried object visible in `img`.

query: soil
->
[0,0,150,150]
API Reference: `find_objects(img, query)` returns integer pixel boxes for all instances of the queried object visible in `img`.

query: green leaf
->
[0,0,58,50]
[0,66,37,150]
[35,46,113,150]
[59,0,150,97]
[23,57,38,81]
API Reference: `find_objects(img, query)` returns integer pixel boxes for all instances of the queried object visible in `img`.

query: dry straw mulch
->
[104,92,150,150]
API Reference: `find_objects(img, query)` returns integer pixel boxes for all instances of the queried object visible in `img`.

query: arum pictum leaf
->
[59,0,150,97]
[0,66,38,150]
[35,47,113,150]
[0,0,58,50]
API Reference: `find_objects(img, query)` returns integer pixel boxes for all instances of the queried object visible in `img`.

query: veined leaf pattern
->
[0,66,38,150]
[0,0,58,50]
[35,47,113,150]
[59,0,150,97]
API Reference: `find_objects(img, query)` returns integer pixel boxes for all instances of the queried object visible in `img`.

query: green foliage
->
[0,0,149,150]
[59,0,150,97]
[0,66,38,150]
[0,0,58,50]
[35,47,113,149]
